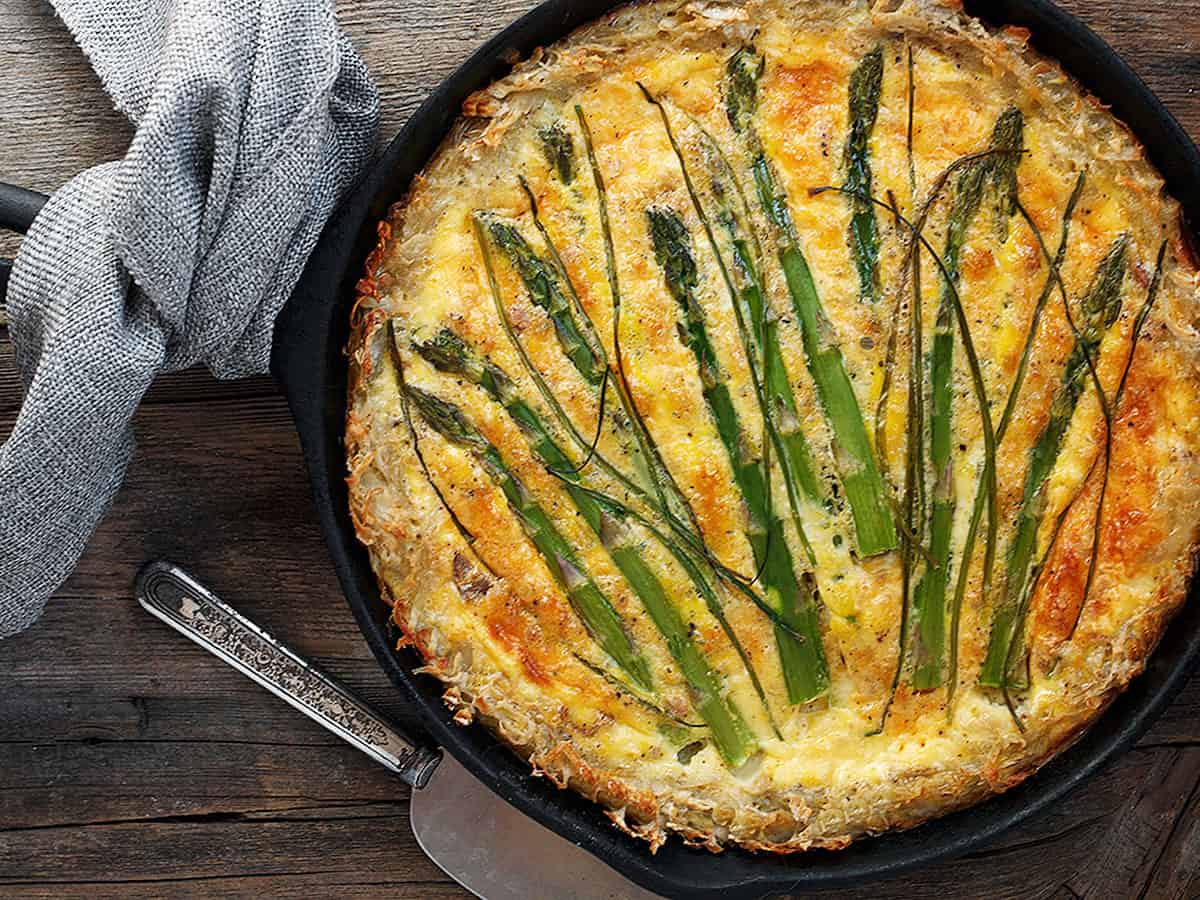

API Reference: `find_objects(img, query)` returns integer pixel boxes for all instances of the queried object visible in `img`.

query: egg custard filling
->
[347,0,1200,852]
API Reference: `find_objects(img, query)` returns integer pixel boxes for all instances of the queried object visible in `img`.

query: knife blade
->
[411,752,661,900]
[135,561,662,900]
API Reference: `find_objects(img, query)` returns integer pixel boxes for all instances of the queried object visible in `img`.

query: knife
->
[135,561,662,900]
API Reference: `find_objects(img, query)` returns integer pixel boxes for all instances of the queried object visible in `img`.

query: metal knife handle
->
[135,560,442,789]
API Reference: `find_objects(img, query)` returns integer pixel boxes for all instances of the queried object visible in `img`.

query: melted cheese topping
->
[347,0,1200,852]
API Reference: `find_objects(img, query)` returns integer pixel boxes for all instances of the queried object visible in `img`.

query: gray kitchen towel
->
[0,0,379,636]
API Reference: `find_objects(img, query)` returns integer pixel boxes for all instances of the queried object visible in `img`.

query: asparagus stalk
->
[487,189,697,539]
[638,83,825,513]
[479,213,753,606]
[741,244,827,509]
[844,46,884,304]
[486,220,607,388]
[879,228,926,730]
[905,44,917,201]
[808,183,997,720]
[894,50,924,715]
[572,104,713,544]
[725,46,897,557]
[387,323,499,580]
[873,49,921,729]
[1063,239,1166,642]
[909,108,1024,690]
[647,206,829,703]
[1012,198,1117,673]
[646,208,746,480]
[475,215,793,723]
[945,173,1086,702]
[415,328,758,764]
[980,234,1129,688]
[996,173,1088,442]
[993,241,1162,725]
[415,329,577,478]
[538,121,576,184]
[480,204,659,519]
[404,383,654,692]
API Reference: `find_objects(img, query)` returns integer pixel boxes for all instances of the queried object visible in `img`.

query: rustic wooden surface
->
[1,0,1199,897]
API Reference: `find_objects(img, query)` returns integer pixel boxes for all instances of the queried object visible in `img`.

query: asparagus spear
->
[811,182,1001,714]
[475,215,793,727]
[479,211,763,622]
[572,104,714,545]
[646,208,745,475]
[538,121,576,185]
[404,383,654,692]
[415,328,758,764]
[844,46,884,304]
[993,240,1162,726]
[479,204,656,513]
[946,173,1086,703]
[879,219,926,731]
[980,234,1129,688]
[724,46,897,557]
[385,324,498,581]
[486,220,607,388]
[890,49,923,721]
[734,237,827,513]
[638,83,825,514]
[1063,239,1166,643]
[908,108,1024,690]
[647,206,829,703]
[484,197,697,540]
[732,233,827,509]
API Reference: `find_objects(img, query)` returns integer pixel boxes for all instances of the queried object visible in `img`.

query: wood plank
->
[0,2,130,264]
[1054,0,1200,130]
[1138,766,1200,899]
[0,881,464,900]
[0,712,1179,898]
[1066,748,1200,898]
[0,741,409,831]
[0,813,447,887]
[341,0,540,137]
[1136,679,1200,748]
[0,882,464,900]
[0,341,279,416]
[2,0,1200,897]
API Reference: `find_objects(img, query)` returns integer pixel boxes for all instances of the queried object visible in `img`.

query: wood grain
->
[2,1,1200,897]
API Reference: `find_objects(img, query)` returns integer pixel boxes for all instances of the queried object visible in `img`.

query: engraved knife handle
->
[135,560,442,789]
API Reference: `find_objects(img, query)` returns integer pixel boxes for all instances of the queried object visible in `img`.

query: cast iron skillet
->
[4,2,1200,896]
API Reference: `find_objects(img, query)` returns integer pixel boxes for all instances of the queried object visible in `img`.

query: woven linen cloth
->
[0,0,379,636]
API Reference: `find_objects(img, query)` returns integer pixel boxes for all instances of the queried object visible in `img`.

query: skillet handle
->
[0,182,50,300]
[135,560,443,789]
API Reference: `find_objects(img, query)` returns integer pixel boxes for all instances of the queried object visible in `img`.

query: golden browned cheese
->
[347,0,1200,852]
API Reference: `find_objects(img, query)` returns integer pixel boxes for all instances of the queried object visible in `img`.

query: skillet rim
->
[270,1,1200,895]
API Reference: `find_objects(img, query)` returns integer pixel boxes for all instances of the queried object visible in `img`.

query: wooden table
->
[1,1,1199,896]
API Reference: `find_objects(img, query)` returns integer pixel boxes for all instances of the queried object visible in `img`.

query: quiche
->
[346,0,1200,853]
